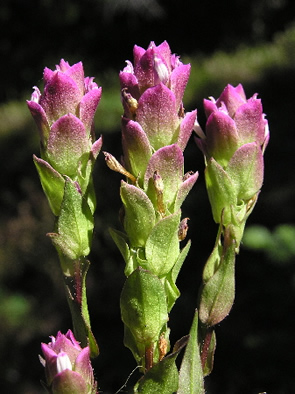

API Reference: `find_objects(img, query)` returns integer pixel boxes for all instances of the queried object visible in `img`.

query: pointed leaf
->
[199,235,236,326]
[120,181,156,247]
[122,118,152,183]
[227,142,264,201]
[49,177,94,260]
[144,144,183,211]
[164,273,180,313]
[135,353,179,394]
[174,172,198,212]
[145,211,181,276]
[33,155,65,216]
[177,109,197,151]
[120,267,168,347]
[172,240,191,283]
[202,330,216,377]
[205,158,236,225]
[109,228,130,265]
[64,259,99,358]
[178,309,204,394]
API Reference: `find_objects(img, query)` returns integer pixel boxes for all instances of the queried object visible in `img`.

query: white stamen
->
[123,60,134,74]
[193,119,206,139]
[153,54,169,84]
[31,86,41,103]
[56,352,72,374]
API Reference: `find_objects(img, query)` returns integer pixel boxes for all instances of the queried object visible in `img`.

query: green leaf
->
[202,227,223,283]
[109,228,130,265]
[33,155,65,216]
[122,324,144,366]
[64,258,99,358]
[199,233,236,327]
[143,144,183,212]
[178,310,204,394]
[120,181,156,247]
[202,329,216,377]
[145,211,181,276]
[205,158,236,225]
[164,273,180,313]
[120,267,168,347]
[78,158,96,215]
[48,177,94,261]
[172,240,191,283]
[227,142,263,201]
[135,356,179,393]
[135,340,187,394]
[164,241,191,312]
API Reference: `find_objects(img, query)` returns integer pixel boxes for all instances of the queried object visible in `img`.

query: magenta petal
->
[233,83,247,100]
[216,84,246,117]
[227,142,264,200]
[74,347,91,378]
[64,330,82,350]
[57,59,71,72]
[41,344,59,384]
[136,83,179,150]
[47,114,89,176]
[133,44,146,66]
[206,111,240,166]
[41,342,58,359]
[174,171,199,211]
[40,72,82,124]
[122,118,152,181]
[119,71,140,98]
[194,135,207,156]
[203,98,218,118]
[177,110,197,151]
[234,98,265,145]
[62,61,85,96]
[170,63,190,110]
[27,100,50,145]
[52,332,81,359]
[43,67,54,85]
[155,41,172,69]
[144,144,184,209]
[134,46,156,90]
[79,86,102,134]
[91,135,103,160]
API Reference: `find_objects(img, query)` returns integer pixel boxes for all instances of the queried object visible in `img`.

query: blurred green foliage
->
[243,224,295,264]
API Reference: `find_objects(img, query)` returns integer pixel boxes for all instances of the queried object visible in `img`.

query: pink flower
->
[40,330,97,394]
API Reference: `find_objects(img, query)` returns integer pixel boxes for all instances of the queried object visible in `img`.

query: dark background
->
[1,0,295,393]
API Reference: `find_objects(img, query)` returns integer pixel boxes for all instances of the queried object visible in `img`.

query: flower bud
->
[40,330,97,394]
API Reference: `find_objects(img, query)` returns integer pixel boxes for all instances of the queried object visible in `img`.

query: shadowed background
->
[1,0,295,392]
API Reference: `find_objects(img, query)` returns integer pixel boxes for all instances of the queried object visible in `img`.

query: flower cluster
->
[27,59,102,216]
[195,84,269,235]
[119,41,197,185]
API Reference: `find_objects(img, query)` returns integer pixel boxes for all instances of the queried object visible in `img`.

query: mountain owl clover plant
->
[28,42,269,393]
